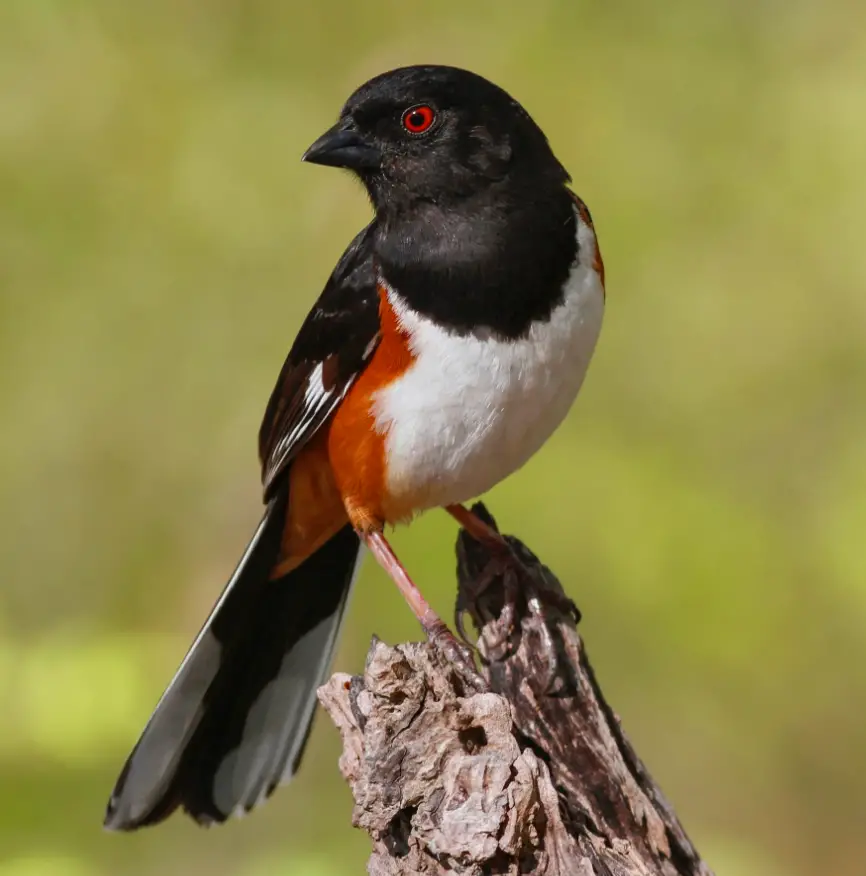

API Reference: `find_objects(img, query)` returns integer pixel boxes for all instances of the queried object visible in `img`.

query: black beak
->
[302,123,382,170]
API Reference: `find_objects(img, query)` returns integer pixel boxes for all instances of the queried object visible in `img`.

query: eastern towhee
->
[105,64,605,831]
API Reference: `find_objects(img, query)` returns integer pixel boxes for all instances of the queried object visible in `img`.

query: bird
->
[104,64,605,832]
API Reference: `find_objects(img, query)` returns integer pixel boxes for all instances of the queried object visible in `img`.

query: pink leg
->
[363,530,443,633]
[446,504,510,550]
[362,530,482,683]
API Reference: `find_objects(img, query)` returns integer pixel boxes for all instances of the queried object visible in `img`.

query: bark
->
[318,503,714,876]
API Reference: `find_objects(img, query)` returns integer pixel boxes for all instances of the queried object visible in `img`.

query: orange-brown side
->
[570,191,605,289]
[270,425,348,578]
[269,287,415,577]
[327,287,416,529]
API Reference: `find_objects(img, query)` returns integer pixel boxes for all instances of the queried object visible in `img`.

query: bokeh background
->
[2,1,865,874]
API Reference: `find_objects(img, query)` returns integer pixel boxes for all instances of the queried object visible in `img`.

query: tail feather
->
[104,490,362,831]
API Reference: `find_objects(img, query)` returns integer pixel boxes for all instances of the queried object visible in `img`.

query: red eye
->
[402,104,435,134]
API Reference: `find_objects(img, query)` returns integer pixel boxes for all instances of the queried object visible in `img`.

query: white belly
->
[372,212,605,513]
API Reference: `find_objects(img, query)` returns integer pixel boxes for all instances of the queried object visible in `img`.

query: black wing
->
[258,222,381,498]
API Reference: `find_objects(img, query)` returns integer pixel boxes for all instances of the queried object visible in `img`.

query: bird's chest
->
[372,268,604,516]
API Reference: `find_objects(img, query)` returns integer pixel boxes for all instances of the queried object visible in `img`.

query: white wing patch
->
[269,364,334,466]
[263,337,381,491]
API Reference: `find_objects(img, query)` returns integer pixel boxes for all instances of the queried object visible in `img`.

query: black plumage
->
[105,63,587,832]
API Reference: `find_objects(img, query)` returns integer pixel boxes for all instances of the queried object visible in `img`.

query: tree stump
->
[317,504,714,876]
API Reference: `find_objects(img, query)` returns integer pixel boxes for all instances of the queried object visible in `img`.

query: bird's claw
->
[425,619,487,694]
[455,544,522,652]
[459,540,581,694]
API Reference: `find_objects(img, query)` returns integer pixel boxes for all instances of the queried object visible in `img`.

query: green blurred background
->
[2,0,865,874]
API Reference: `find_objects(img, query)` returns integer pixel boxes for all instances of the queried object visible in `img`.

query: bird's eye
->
[401,105,436,135]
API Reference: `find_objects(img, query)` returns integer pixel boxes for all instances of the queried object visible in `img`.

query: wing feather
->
[258,224,380,497]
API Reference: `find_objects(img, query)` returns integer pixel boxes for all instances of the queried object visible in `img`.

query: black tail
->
[104,489,362,830]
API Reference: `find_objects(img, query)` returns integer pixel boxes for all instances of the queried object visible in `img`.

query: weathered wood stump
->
[318,504,714,876]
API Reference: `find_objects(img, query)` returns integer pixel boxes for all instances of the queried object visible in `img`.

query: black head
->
[303,65,570,209]
[304,66,581,339]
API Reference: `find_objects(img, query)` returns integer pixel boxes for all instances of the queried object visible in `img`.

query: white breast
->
[372,208,605,514]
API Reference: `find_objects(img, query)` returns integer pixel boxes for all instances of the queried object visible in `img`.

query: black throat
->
[373,182,577,340]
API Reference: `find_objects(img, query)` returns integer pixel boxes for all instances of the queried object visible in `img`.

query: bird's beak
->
[302,122,382,170]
